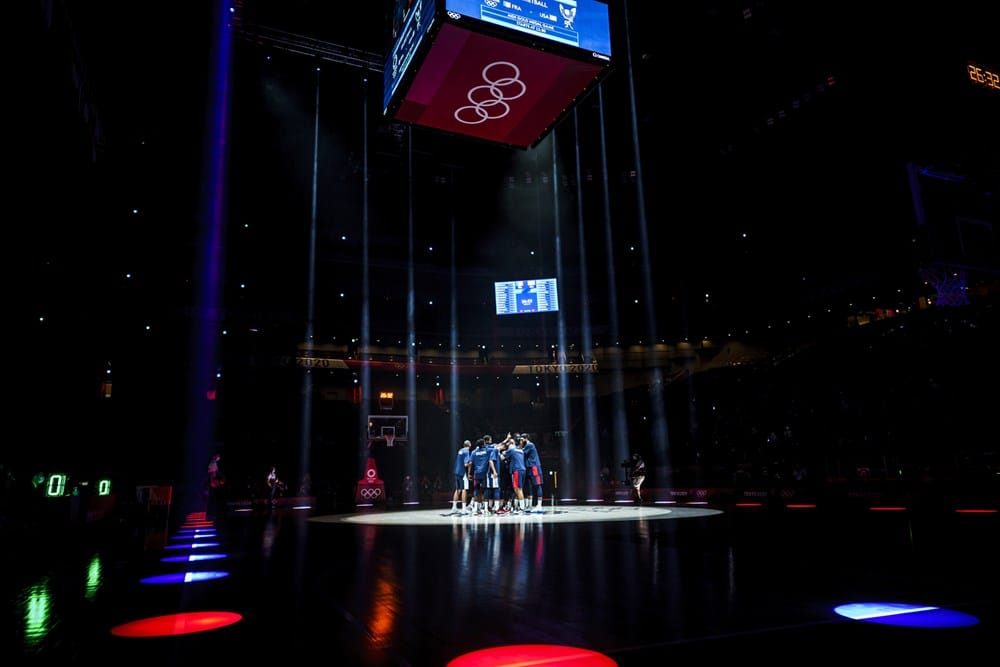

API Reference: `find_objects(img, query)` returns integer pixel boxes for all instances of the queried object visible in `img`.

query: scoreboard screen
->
[445,0,612,57]
[385,0,439,113]
[495,278,560,315]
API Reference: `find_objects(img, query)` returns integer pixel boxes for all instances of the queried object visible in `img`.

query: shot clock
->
[967,61,999,91]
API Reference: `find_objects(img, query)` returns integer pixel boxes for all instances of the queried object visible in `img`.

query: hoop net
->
[384,434,395,448]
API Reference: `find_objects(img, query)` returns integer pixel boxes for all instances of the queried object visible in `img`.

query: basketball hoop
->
[385,434,395,448]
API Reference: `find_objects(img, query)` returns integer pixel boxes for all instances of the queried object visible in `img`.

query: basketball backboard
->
[367,414,408,444]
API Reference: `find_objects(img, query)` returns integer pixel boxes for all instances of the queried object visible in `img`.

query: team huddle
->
[450,432,545,515]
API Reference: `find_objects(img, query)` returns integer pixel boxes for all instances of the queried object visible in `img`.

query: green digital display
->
[42,474,113,497]
[46,474,67,497]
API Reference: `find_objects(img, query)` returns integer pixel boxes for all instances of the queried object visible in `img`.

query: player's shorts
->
[474,474,488,492]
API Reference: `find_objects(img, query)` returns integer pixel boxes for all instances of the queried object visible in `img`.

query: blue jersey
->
[454,447,470,476]
[471,446,491,475]
[522,440,542,473]
[487,444,501,475]
[505,445,526,472]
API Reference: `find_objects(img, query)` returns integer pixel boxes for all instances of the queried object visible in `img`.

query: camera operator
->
[627,452,646,503]
[266,465,285,509]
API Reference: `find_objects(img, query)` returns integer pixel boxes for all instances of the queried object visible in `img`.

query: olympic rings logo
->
[454,61,526,125]
[359,487,382,500]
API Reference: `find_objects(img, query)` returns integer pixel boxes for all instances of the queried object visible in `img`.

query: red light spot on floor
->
[111,611,242,638]
[447,643,617,666]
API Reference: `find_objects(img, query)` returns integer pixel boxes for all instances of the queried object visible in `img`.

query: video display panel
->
[385,0,439,113]
[445,0,611,58]
[390,23,605,147]
[383,1,612,147]
[495,278,559,315]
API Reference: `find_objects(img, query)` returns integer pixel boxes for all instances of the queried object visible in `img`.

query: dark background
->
[11,1,999,494]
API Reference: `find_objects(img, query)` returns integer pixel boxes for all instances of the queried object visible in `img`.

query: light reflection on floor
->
[313,504,723,526]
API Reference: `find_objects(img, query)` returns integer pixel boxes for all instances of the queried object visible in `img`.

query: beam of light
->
[571,106,601,500]
[172,532,217,540]
[358,75,373,486]
[183,0,234,516]
[548,134,575,499]
[622,0,671,485]
[906,162,928,228]
[298,63,321,507]
[179,524,214,532]
[596,83,631,490]
[161,553,228,563]
[110,611,242,638]
[140,571,230,584]
[164,542,221,550]
[175,528,217,536]
[405,124,419,499]
[173,530,218,538]
[449,165,462,490]
[834,602,979,628]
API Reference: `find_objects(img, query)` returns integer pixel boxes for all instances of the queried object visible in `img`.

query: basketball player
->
[470,438,492,514]
[451,440,472,514]
[520,433,545,512]
[504,433,527,513]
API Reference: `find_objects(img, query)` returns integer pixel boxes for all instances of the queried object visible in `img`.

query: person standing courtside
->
[451,440,473,515]
[206,452,224,520]
[484,434,502,513]
[520,433,545,512]
[470,438,493,514]
[503,433,528,513]
[498,435,514,512]
[265,465,283,509]
[629,452,647,504]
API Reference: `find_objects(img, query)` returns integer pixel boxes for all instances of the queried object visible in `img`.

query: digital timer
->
[967,62,999,90]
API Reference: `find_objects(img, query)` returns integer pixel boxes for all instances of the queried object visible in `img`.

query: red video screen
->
[391,23,606,148]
